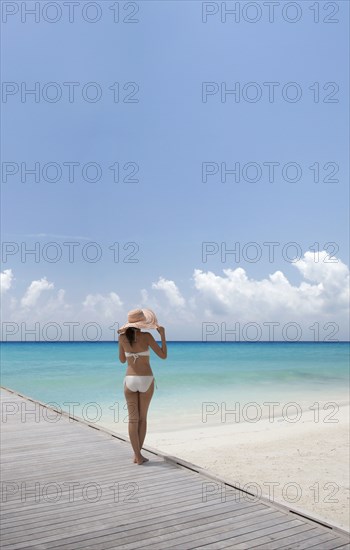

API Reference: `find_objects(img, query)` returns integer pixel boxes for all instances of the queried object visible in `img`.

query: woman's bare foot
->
[133,454,149,463]
[134,454,149,465]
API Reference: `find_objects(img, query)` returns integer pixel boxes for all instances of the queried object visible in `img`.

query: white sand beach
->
[142,404,350,532]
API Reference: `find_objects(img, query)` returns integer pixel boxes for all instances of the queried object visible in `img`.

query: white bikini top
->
[124,350,150,363]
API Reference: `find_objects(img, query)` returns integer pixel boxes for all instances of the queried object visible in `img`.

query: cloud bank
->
[1,251,349,340]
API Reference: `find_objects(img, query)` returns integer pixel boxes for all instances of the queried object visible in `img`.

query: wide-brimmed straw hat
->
[117,308,159,334]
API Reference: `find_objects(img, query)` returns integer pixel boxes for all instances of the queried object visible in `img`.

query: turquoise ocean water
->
[1,342,349,433]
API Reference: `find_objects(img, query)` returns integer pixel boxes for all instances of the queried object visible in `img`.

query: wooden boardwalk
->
[1,387,349,550]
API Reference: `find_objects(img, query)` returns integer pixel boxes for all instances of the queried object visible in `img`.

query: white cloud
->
[43,288,71,315]
[82,292,123,319]
[0,269,13,293]
[295,251,349,310]
[152,277,186,308]
[21,277,54,308]
[192,251,349,321]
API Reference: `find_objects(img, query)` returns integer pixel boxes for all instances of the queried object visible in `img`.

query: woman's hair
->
[125,327,136,346]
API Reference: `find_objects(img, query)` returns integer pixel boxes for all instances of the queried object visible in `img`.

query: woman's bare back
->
[120,330,153,375]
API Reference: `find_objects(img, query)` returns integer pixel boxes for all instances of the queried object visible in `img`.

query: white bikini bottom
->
[124,376,156,392]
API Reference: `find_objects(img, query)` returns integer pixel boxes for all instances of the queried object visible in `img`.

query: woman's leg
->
[138,379,155,450]
[124,383,143,463]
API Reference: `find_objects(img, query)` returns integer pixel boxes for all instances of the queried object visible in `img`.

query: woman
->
[118,309,167,465]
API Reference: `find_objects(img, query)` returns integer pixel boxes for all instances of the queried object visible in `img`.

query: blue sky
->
[1,1,349,340]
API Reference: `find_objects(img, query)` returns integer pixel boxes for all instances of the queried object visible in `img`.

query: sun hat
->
[117,308,159,334]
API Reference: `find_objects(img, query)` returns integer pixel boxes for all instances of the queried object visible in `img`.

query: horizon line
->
[1,340,349,344]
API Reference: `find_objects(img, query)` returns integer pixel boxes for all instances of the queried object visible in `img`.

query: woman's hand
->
[156,325,165,336]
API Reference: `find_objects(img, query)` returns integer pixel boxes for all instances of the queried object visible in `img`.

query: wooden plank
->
[25,504,266,550]
[278,532,349,549]
[306,538,350,550]
[121,514,297,550]
[1,492,263,545]
[185,520,309,550]
[2,504,270,549]
[223,523,317,549]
